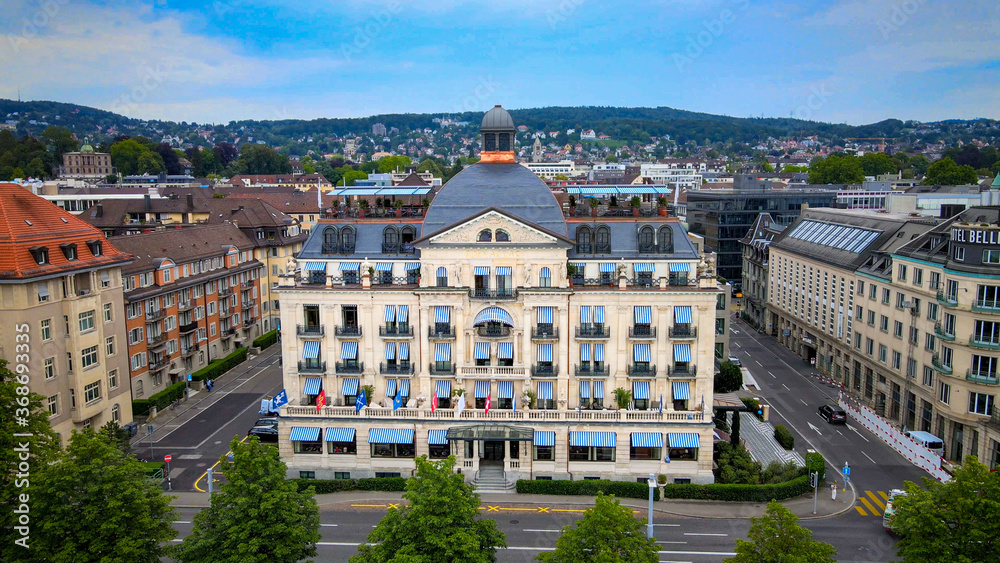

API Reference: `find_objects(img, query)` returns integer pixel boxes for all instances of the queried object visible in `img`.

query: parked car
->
[728,355,742,367]
[247,425,278,442]
[818,404,847,424]
[254,417,278,429]
[883,489,907,533]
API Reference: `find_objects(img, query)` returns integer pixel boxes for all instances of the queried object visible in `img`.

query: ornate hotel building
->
[276,107,722,485]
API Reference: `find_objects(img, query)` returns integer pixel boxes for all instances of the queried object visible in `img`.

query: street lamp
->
[647,473,655,540]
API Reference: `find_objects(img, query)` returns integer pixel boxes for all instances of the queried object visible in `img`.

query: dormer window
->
[478,229,492,242]
[60,243,78,261]
[29,246,49,265]
[86,240,103,256]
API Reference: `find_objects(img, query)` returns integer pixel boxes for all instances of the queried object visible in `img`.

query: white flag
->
[456,393,466,416]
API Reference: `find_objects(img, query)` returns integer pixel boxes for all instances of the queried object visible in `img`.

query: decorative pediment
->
[426,210,564,246]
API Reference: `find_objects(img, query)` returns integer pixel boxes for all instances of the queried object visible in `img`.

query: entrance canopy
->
[445,423,534,442]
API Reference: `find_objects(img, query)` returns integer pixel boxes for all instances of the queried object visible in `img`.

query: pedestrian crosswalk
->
[854,490,890,516]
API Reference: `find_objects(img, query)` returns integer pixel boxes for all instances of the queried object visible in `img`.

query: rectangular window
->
[130,353,147,371]
[128,327,144,345]
[108,369,118,390]
[892,350,901,370]
[210,323,216,337]
[938,382,950,404]
[898,264,907,281]
[857,281,864,295]
[854,333,862,349]
[369,442,415,458]
[880,315,888,332]
[927,302,938,321]
[913,268,923,285]
[894,321,903,338]
[533,445,554,461]
[882,288,890,304]
[44,357,54,379]
[293,437,323,454]
[985,250,1000,264]
[78,310,95,332]
[879,344,887,363]
[629,447,662,461]
[923,366,934,387]
[40,318,51,340]
[955,246,965,261]
[941,346,953,368]
[866,338,874,355]
[81,345,99,369]
[969,393,994,415]
[162,268,171,282]
[925,333,936,351]
[327,440,358,455]
[869,284,877,300]
[47,395,58,415]
[84,381,101,404]
[105,337,115,357]
[334,472,350,480]
[103,303,112,323]
[568,446,616,462]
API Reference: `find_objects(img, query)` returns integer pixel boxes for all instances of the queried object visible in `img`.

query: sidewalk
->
[169,480,857,521]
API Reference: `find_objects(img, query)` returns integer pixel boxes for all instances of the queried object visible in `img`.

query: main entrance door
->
[482,440,505,462]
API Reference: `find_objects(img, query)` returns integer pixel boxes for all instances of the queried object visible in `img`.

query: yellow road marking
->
[351,504,388,508]
[552,508,586,513]
[487,505,499,512]
[499,507,539,512]
[878,491,890,502]
[193,435,249,492]
[855,506,868,516]
[859,497,878,515]
[388,503,399,510]
[865,491,886,511]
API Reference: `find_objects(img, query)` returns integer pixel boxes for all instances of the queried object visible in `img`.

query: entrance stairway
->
[473,464,515,493]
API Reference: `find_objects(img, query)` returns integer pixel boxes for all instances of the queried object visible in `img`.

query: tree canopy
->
[922,157,979,185]
[231,144,292,175]
[715,361,743,393]
[807,154,865,184]
[110,138,165,176]
[537,493,658,563]
[727,501,837,563]
[352,456,506,563]
[858,152,898,176]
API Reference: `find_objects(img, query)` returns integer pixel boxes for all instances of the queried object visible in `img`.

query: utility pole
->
[647,473,655,540]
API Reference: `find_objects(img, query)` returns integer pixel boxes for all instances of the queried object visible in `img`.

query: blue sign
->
[186,373,192,382]
[842,466,851,476]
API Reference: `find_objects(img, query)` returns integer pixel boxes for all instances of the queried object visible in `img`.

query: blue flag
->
[355,389,367,413]
[392,392,403,410]
[659,394,663,413]
[270,389,288,410]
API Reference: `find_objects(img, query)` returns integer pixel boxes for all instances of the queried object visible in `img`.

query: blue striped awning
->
[594,380,604,398]
[633,343,651,362]
[594,306,605,323]
[633,380,650,400]
[580,343,591,362]
[579,380,591,398]
[474,307,513,326]
[325,428,355,442]
[397,305,408,322]
[674,306,693,324]
[537,381,553,400]
[339,262,361,271]
[599,263,617,273]
[385,342,396,360]
[428,430,449,445]
[435,380,451,396]
[498,342,513,359]
[341,378,359,396]
[569,431,615,447]
[436,266,447,278]
[673,343,692,362]
[405,262,421,271]
[668,433,700,449]
[534,431,555,446]
[434,343,451,362]
[384,305,396,322]
[434,306,450,323]
[289,427,321,442]
[669,263,690,272]
[631,432,663,448]
[634,306,651,324]
[571,262,585,274]
[539,267,551,279]
[475,380,491,398]
[369,428,415,445]
[581,306,592,323]
[386,378,397,397]
[302,377,322,395]
[594,343,605,362]
[495,266,512,276]
[498,380,514,399]
[634,263,655,273]
[537,306,553,324]
[301,341,320,360]
[375,262,393,272]
[474,342,491,360]
[474,266,489,276]
[537,344,553,362]
[399,379,410,396]
[399,342,409,360]
[341,341,358,360]
[304,262,327,271]
[672,381,691,400]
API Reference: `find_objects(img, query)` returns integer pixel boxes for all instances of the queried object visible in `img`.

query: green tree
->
[376,155,412,173]
[891,456,1000,563]
[727,501,836,563]
[807,154,865,184]
[715,361,743,393]
[922,157,978,185]
[231,144,292,175]
[40,126,80,161]
[781,165,808,173]
[30,429,176,563]
[299,155,316,174]
[136,151,166,175]
[175,436,319,563]
[714,441,763,484]
[110,139,151,176]
[858,152,898,176]
[416,157,444,178]
[908,155,931,176]
[537,493,657,563]
[352,455,506,563]
[99,420,132,456]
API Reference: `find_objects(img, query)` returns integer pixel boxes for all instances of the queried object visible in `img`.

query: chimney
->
[144,194,151,211]
[186,193,194,209]
[95,203,103,217]
[231,208,239,215]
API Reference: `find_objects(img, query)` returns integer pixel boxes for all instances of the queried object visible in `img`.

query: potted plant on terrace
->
[360,384,375,406]
[358,199,369,218]
[609,195,618,209]
[568,195,577,213]
[589,197,599,217]
[394,199,403,218]
[612,387,632,410]
[657,195,668,216]
[630,196,642,217]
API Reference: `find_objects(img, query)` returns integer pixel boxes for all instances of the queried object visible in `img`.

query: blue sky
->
[1,0,998,125]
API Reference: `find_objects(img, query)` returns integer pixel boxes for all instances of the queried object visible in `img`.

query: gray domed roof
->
[422,163,566,236]
[481,105,515,130]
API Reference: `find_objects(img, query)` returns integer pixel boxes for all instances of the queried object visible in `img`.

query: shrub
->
[761,461,806,484]
[805,451,827,482]
[657,474,667,485]
[714,441,762,484]
[715,361,743,393]
[137,461,166,478]
[292,477,407,494]
[742,397,762,420]
[132,399,152,417]
[659,475,812,502]
[774,425,795,450]
[145,382,186,412]
[190,347,247,383]
[253,330,278,350]
[515,479,659,501]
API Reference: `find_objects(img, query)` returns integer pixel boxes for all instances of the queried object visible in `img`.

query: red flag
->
[431,392,437,412]
[485,394,491,414]
[316,389,326,412]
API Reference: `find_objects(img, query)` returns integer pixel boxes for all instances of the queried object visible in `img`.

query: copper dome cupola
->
[479,104,516,164]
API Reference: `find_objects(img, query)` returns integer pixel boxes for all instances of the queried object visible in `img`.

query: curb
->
[797,480,858,521]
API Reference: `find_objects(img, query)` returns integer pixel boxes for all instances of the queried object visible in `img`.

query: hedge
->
[805,451,826,482]
[137,461,166,478]
[774,425,795,450]
[190,347,248,383]
[132,399,152,417]
[515,479,660,501]
[131,348,248,416]
[253,330,278,350]
[659,475,812,502]
[292,477,407,494]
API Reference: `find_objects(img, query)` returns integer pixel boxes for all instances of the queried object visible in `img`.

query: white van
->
[903,430,944,457]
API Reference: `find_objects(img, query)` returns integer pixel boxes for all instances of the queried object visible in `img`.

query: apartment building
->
[110,224,264,397]
[739,213,785,332]
[0,183,134,442]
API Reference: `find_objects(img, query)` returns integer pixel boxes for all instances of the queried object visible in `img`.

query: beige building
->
[275,107,721,486]
[0,183,134,442]
[59,143,113,182]
[767,206,1000,468]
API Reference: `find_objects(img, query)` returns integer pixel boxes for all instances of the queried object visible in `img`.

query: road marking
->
[859,497,879,515]
[487,505,499,512]
[862,451,877,464]
[755,360,762,367]
[781,383,790,390]
[855,506,868,516]
[551,508,586,513]
[320,524,338,527]
[499,507,539,512]
[807,422,822,435]
[799,398,808,405]
[865,491,886,511]
[388,503,399,510]
[683,533,728,537]
[836,429,844,436]
[768,371,776,378]
[175,520,192,524]
[524,529,561,533]
[657,541,688,544]
[351,504,388,508]
[652,524,681,527]
[310,542,736,556]
[538,507,550,513]
[193,434,249,492]
[878,491,890,501]
[846,424,870,443]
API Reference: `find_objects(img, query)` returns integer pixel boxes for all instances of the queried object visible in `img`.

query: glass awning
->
[444,424,535,442]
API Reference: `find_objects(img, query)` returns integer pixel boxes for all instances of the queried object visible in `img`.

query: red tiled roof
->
[0,183,132,279]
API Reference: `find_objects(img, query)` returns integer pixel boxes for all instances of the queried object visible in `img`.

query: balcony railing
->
[627,364,657,377]
[966,370,999,385]
[180,344,200,357]
[177,301,194,312]
[335,361,364,374]
[241,301,253,310]
[379,325,413,338]
[575,326,610,339]
[574,364,610,377]
[218,287,233,297]
[428,363,455,376]
[335,325,362,337]
[223,327,237,337]
[668,364,697,378]
[145,309,165,322]
[934,323,955,341]
[936,291,958,307]
[297,361,326,374]
[428,326,456,340]
[241,279,254,288]
[973,300,1000,313]
[669,326,697,339]
[628,326,656,339]
[381,243,416,255]
[476,326,511,338]
[969,335,1000,350]
[219,309,235,319]
[531,364,558,378]
[458,365,526,378]
[283,405,707,423]
[146,333,167,347]
[380,362,414,375]
[179,322,198,334]
[469,289,518,301]
[148,356,171,370]
[931,354,952,374]
[531,327,559,340]
[297,324,325,337]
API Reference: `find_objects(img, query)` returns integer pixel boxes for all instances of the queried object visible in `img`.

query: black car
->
[254,417,278,429]
[247,425,279,442]
[818,404,847,424]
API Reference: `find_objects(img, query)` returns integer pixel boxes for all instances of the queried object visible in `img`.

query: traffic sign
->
[164,455,172,463]
[842,465,851,476]
[186,373,193,382]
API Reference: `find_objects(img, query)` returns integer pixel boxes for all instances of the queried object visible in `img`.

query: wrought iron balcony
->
[627,364,657,377]
[428,362,455,375]
[669,326,697,339]
[145,309,166,322]
[218,287,233,298]
[335,361,364,374]
[428,326,456,340]
[934,323,955,341]
[531,364,558,378]
[476,326,511,338]
[531,327,559,340]
[628,326,656,339]
[380,362,414,375]
[222,327,237,337]
[574,364,609,377]
[469,289,518,301]
[297,361,326,374]
[379,325,413,338]
[148,355,171,370]
[297,324,325,337]
[668,364,696,378]
[241,279,254,288]
[381,243,416,255]
[575,326,610,339]
[179,322,198,334]
[969,335,1000,350]
[335,325,362,337]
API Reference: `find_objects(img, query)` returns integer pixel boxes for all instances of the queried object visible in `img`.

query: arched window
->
[657,226,673,253]
[436,267,448,287]
[539,267,551,288]
[595,226,611,254]
[340,226,356,253]
[498,133,511,152]
[495,229,510,242]
[111,404,120,423]
[401,225,416,253]
[576,226,592,253]
[484,133,497,152]
[478,229,493,242]
[382,226,399,253]
[638,226,655,253]
[322,227,339,254]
